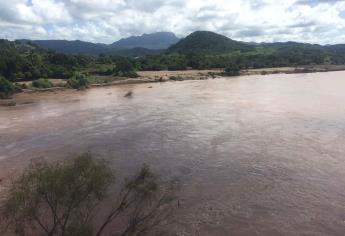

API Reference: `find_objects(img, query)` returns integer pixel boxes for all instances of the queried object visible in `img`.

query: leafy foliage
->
[67,72,90,89]
[0,154,175,236]
[112,57,138,78]
[0,76,15,98]
[224,64,240,76]
[0,40,93,82]
[92,56,139,78]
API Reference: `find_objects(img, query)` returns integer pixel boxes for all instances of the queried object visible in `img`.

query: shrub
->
[224,64,240,76]
[32,78,54,89]
[13,83,23,92]
[124,70,139,78]
[97,68,113,76]
[0,76,15,99]
[113,58,139,78]
[0,153,174,236]
[67,72,90,89]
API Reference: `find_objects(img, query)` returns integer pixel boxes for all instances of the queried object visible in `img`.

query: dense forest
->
[0,40,92,81]
[0,40,139,98]
[0,40,139,82]
[1,30,345,98]
[140,31,345,70]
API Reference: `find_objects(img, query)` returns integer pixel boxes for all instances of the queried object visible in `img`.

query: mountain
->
[18,40,109,55]
[168,31,254,54]
[18,32,178,55]
[261,41,326,51]
[111,32,180,50]
[326,44,345,54]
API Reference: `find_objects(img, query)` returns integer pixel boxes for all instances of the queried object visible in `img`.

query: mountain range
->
[17,31,345,58]
[19,32,179,56]
[111,32,179,50]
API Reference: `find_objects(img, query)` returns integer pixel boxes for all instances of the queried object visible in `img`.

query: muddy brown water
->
[2,71,345,235]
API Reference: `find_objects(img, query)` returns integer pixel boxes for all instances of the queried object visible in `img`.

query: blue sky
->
[1,0,345,44]
[340,10,345,18]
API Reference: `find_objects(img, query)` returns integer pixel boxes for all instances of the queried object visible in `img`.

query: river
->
[1,71,345,235]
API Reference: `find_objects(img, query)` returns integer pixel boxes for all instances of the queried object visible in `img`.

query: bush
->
[112,58,139,78]
[67,72,90,89]
[97,67,113,76]
[0,76,15,99]
[224,64,240,76]
[124,70,139,78]
[13,83,23,92]
[32,78,54,89]
[0,154,174,236]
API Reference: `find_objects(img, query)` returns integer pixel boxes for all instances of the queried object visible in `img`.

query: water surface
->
[2,72,345,235]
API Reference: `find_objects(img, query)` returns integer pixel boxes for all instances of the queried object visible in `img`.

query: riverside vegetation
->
[2,31,345,98]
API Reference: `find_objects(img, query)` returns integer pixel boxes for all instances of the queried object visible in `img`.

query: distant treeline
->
[2,33,345,84]
[0,40,140,82]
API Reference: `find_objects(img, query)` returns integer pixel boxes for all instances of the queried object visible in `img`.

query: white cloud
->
[0,0,345,44]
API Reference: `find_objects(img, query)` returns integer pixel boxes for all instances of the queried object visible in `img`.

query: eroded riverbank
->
[2,71,345,235]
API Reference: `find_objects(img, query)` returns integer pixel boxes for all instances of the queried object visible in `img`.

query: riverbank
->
[1,65,345,107]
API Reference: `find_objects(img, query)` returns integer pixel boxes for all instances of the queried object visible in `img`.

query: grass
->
[32,78,54,89]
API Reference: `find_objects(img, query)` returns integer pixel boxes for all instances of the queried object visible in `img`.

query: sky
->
[0,0,345,44]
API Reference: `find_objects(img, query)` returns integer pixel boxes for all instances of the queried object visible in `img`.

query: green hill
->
[168,31,254,54]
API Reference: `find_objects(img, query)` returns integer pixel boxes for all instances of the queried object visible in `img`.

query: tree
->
[0,154,174,236]
[224,63,240,76]
[0,76,15,99]
[113,58,138,78]
[67,72,90,89]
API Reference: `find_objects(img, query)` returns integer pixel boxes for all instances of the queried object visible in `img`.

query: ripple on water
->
[2,72,345,235]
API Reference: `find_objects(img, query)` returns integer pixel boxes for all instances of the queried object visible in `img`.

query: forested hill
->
[168,31,254,54]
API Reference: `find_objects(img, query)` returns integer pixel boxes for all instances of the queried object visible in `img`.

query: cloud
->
[0,0,345,44]
[296,0,345,5]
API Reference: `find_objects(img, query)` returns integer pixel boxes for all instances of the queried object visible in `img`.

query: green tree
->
[0,154,174,236]
[224,63,240,76]
[0,76,15,99]
[113,58,138,78]
[67,73,90,89]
